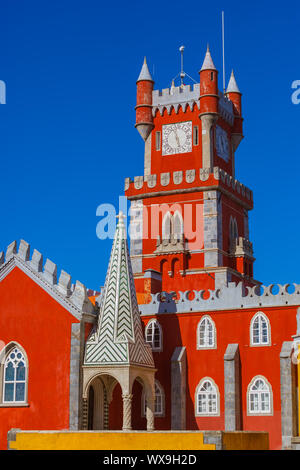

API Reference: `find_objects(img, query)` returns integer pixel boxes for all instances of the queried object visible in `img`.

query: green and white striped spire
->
[84,212,154,367]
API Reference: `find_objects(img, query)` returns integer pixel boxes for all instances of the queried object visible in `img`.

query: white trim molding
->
[197,315,217,350]
[247,375,273,416]
[145,319,163,352]
[195,377,220,417]
[0,341,29,406]
[250,311,271,347]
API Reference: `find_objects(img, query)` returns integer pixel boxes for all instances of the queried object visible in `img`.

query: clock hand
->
[175,130,180,147]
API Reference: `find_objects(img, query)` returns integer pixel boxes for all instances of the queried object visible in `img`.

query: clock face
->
[216,125,230,162]
[162,121,192,156]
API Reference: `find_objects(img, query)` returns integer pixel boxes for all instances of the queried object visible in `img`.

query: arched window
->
[1,344,28,404]
[145,320,162,351]
[173,211,183,239]
[142,380,165,417]
[195,378,219,416]
[250,312,271,346]
[197,316,216,349]
[229,216,238,251]
[162,212,172,239]
[161,211,183,241]
[247,376,273,415]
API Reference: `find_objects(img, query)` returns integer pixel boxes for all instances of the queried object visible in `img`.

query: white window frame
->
[145,319,163,352]
[142,380,165,417]
[195,377,220,417]
[0,342,29,407]
[250,312,271,346]
[197,315,217,350]
[247,375,273,416]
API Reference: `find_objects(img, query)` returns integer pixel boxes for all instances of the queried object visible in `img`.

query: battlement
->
[152,84,200,116]
[125,166,253,207]
[139,282,300,315]
[0,240,97,317]
[218,92,234,125]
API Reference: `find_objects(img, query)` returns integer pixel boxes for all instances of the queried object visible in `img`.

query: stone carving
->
[134,176,144,190]
[186,169,195,183]
[147,174,157,188]
[122,393,133,430]
[160,172,170,186]
[173,171,183,185]
[139,282,300,315]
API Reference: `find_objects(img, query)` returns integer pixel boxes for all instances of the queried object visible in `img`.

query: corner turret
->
[226,70,243,151]
[135,57,154,141]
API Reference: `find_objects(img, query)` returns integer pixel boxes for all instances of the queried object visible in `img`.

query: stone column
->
[224,343,241,431]
[82,397,88,430]
[280,341,297,449]
[122,393,133,431]
[171,347,186,430]
[146,394,155,431]
[103,388,109,430]
[200,114,218,171]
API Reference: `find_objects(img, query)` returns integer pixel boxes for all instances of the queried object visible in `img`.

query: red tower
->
[125,48,256,297]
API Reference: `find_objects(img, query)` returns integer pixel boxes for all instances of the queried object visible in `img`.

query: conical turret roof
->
[84,212,154,367]
[137,57,154,82]
[226,70,241,94]
[200,45,216,71]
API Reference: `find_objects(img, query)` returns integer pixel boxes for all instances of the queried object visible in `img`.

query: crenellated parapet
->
[139,282,300,315]
[0,239,97,319]
[125,166,253,209]
[152,84,200,117]
[218,92,234,126]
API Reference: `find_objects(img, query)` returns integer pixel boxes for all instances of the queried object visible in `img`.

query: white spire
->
[226,70,241,94]
[137,57,154,82]
[200,44,216,71]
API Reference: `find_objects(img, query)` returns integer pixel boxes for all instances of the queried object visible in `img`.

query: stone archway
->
[82,366,155,431]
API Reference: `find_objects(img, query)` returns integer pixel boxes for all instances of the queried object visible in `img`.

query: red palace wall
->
[140,305,298,450]
[0,267,79,450]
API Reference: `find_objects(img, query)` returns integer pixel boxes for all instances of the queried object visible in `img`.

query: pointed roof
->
[226,70,241,94]
[200,44,216,71]
[84,212,154,367]
[137,57,154,82]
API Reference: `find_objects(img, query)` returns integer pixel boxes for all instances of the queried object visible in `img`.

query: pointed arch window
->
[162,211,183,241]
[142,380,165,417]
[250,312,271,346]
[229,216,238,251]
[195,378,220,416]
[1,344,28,405]
[173,211,183,239]
[247,376,273,415]
[197,316,216,349]
[162,212,172,239]
[145,319,162,351]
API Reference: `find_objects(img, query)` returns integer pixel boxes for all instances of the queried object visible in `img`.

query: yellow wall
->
[9,431,216,451]
[8,430,269,451]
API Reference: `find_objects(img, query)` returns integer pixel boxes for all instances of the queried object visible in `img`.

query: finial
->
[116,211,126,226]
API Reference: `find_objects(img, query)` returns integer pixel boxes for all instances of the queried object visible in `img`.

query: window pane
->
[16,362,26,381]
[5,362,15,381]
[16,383,25,401]
[4,383,14,401]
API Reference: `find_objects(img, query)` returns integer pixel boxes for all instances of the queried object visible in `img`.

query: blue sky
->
[0,0,299,291]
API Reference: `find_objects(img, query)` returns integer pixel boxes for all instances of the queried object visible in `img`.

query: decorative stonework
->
[125,167,253,206]
[139,282,300,316]
[0,240,96,319]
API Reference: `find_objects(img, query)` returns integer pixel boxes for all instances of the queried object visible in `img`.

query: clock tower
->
[125,47,256,296]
